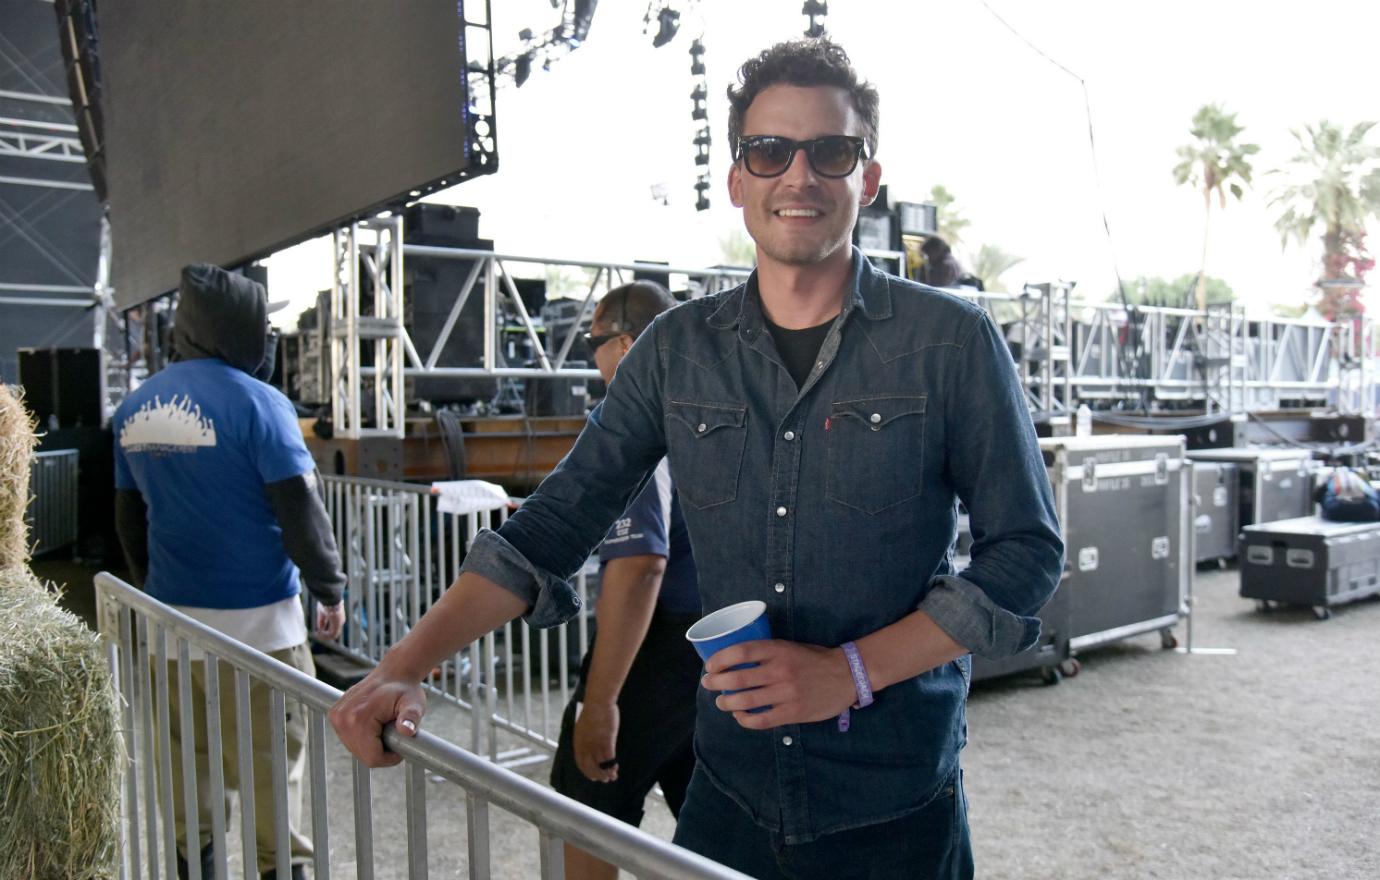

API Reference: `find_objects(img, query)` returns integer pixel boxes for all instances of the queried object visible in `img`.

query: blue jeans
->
[672,765,975,880]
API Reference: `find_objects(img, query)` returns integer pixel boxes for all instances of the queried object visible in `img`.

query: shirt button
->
[783,430,795,441]
[776,506,787,517]
[782,736,794,746]
[870,413,882,424]
[774,582,786,593]
[697,423,707,433]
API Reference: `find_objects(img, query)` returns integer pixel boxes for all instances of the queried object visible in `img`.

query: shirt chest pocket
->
[666,400,748,509]
[826,394,927,514]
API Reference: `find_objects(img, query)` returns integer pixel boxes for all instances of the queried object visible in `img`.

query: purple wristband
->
[837,641,873,733]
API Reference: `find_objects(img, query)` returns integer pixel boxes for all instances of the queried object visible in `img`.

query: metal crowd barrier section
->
[320,475,594,766]
[95,572,747,880]
[27,447,79,555]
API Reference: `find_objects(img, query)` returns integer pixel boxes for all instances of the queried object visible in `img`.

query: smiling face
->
[728,84,882,271]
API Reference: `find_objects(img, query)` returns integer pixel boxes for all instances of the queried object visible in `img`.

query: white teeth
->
[776,208,820,217]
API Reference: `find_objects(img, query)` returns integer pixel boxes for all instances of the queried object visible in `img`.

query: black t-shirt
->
[766,318,832,389]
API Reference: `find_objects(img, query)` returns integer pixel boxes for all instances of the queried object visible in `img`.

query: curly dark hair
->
[726,37,879,160]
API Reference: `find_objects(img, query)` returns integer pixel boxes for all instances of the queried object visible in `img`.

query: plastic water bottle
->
[1076,403,1093,438]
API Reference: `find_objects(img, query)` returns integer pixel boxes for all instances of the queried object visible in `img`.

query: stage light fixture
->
[689,38,706,75]
[803,0,828,37]
[694,176,710,212]
[515,51,533,87]
[652,7,681,48]
[690,83,708,120]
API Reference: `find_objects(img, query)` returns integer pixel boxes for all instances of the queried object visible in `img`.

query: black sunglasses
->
[736,135,869,179]
[584,290,634,354]
[582,330,628,354]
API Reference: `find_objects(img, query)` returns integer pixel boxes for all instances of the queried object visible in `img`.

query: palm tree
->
[928,185,970,247]
[970,243,1024,293]
[1270,120,1380,321]
[1172,104,1259,311]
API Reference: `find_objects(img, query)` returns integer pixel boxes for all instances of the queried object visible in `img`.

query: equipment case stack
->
[1190,460,1240,564]
[1239,515,1380,620]
[1042,435,1191,655]
[1185,447,1315,538]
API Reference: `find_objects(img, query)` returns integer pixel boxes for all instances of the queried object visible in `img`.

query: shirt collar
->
[705,246,893,332]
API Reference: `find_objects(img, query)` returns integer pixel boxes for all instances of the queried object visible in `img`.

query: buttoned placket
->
[742,298,855,838]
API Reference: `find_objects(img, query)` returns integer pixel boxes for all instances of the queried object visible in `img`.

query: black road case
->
[1185,447,1315,533]
[1191,460,1239,563]
[1239,515,1380,619]
[1043,436,1190,654]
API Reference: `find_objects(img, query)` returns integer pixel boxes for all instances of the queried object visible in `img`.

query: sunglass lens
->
[810,137,859,177]
[745,138,794,176]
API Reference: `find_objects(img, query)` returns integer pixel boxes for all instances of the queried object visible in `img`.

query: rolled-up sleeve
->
[931,309,1065,659]
[457,319,670,628]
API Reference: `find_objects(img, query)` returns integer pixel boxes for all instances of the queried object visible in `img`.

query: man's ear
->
[859,159,883,207]
[728,161,744,208]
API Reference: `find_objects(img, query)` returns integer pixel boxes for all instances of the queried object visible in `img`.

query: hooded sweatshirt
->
[113,264,344,617]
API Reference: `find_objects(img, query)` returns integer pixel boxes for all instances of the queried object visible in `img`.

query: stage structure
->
[92,0,498,309]
[313,224,1379,447]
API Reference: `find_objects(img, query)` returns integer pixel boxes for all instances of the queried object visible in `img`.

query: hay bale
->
[0,566,122,880]
[0,384,39,570]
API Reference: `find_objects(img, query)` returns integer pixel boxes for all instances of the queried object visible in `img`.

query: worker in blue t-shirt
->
[113,263,345,880]
[548,281,702,880]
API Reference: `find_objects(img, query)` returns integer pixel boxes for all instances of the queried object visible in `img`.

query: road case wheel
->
[1312,606,1332,621]
[1160,629,1179,650]
[1040,665,1061,686]
[1255,599,1274,613]
[1058,658,1081,678]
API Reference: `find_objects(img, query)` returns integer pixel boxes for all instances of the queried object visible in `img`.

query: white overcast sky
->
[267,0,1380,324]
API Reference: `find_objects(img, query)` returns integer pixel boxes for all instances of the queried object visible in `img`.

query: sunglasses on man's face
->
[583,331,628,354]
[736,135,869,179]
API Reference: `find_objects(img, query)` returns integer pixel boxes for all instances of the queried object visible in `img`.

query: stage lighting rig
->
[494,0,600,88]
[689,38,706,76]
[803,0,828,38]
[694,176,710,212]
[693,128,711,165]
[651,7,681,48]
[690,83,708,120]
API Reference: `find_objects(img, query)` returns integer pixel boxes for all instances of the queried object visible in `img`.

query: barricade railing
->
[320,475,593,767]
[95,572,746,880]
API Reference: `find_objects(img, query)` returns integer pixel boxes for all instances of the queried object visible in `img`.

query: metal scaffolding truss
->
[331,217,406,439]
[324,220,1375,427]
[963,286,1377,417]
[0,114,85,164]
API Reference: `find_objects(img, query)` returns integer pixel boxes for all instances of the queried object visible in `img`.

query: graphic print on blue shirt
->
[597,461,700,615]
[113,359,315,609]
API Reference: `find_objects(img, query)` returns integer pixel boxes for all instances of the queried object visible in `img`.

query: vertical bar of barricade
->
[467,510,482,754]
[409,493,422,650]
[405,762,429,879]
[202,654,228,880]
[538,828,565,880]
[114,605,140,880]
[352,761,375,880]
[235,669,258,874]
[485,630,499,762]
[270,689,292,879]
[308,708,331,880]
[135,615,161,880]
[154,626,178,880]
[176,639,201,880]
[466,792,491,880]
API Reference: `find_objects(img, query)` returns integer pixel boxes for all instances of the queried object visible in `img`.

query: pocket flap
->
[831,395,926,429]
[668,400,748,437]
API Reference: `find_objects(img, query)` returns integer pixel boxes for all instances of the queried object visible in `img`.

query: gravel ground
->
[42,561,1380,879]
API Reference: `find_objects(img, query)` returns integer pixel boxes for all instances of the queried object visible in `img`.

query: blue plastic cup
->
[686,600,772,710]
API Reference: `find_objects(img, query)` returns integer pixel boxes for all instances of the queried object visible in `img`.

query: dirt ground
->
[42,561,1380,879]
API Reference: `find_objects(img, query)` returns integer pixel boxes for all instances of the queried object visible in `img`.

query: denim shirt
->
[462,250,1064,842]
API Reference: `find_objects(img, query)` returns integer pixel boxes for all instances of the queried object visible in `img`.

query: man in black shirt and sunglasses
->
[332,37,1061,880]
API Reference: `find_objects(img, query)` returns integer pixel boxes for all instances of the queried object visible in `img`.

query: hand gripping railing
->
[95,572,747,880]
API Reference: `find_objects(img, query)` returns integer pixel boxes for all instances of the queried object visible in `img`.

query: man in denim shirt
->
[333,38,1062,879]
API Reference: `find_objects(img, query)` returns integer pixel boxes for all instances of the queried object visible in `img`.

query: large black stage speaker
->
[18,347,102,429]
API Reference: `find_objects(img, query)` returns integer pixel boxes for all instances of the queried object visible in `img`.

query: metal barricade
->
[320,475,593,766]
[27,447,79,555]
[95,572,745,880]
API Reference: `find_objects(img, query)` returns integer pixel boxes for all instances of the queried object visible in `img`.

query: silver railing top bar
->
[95,572,748,880]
